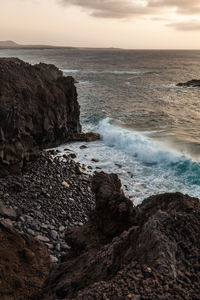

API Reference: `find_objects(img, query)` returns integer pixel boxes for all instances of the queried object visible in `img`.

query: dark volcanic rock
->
[0,58,99,176]
[41,173,200,300]
[177,79,200,87]
[0,151,95,260]
[0,221,51,300]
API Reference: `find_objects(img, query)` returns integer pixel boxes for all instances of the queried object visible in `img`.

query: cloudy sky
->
[1,0,200,49]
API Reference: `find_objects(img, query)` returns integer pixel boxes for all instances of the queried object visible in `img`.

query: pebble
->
[0,152,95,261]
[51,230,58,240]
[55,244,61,251]
[50,255,58,263]
[46,243,54,250]
[36,235,50,243]
[62,181,70,188]
[0,218,13,228]
[59,225,65,232]
[27,229,36,236]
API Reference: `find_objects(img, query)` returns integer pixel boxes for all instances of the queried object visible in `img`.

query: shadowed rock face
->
[0,58,82,175]
[177,79,200,87]
[41,172,200,300]
[0,222,51,300]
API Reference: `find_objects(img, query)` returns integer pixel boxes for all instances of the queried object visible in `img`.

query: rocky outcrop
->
[41,172,200,300]
[0,221,51,300]
[0,58,99,176]
[177,79,200,87]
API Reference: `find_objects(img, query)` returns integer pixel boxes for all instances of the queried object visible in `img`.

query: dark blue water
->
[1,48,200,204]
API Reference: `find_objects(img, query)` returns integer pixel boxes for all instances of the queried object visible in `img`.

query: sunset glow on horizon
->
[1,0,200,49]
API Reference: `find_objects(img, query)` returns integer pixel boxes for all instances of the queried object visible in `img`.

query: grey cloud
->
[60,0,158,19]
[168,21,200,31]
[61,0,200,17]
[148,0,200,15]
[60,0,200,31]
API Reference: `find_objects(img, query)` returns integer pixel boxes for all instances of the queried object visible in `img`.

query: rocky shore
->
[0,151,95,262]
[40,172,200,300]
[0,58,200,300]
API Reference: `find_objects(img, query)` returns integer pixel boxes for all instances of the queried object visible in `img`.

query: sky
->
[1,0,200,49]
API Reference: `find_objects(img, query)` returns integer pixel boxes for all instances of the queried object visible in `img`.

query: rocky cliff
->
[0,58,99,176]
[41,172,200,300]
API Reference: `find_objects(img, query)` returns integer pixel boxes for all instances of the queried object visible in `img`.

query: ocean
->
[1,48,200,204]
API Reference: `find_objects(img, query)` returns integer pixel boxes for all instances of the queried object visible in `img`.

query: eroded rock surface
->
[0,58,99,176]
[0,221,51,300]
[40,173,200,300]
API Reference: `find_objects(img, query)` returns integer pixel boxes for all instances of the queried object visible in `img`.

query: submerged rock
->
[40,173,200,300]
[177,79,200,87]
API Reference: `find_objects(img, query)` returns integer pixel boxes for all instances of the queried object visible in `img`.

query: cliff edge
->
[0,58,99,175]
[41,172,200,300]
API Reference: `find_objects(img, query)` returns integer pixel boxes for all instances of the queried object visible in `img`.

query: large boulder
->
[40,173,200,300]
[0,58,99,176]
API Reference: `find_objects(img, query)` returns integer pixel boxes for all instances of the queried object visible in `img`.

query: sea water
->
[1,48,200,204]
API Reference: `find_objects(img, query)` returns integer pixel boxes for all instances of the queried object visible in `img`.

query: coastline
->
[0,57,199,299]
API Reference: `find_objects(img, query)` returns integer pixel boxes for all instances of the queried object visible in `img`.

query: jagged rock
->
[177,79,200,87]
[0,222,51,300]
[71,132,100,142]
[80,145,88,149]
[0,58,81,175]
[0,200,17,219]
[40,173,200,300]
[91,158,99,163]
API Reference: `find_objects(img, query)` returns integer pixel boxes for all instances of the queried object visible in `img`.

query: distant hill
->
[0,40,74,49]
[0,40,19,47]
[0,40,122,50]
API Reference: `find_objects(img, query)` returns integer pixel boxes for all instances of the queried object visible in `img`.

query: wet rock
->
[91,158,99,163]
[71,132,100,142]
[69,153,77,159]
[177,79,200,87]
[80,145,88,149]
[115,163,122,168]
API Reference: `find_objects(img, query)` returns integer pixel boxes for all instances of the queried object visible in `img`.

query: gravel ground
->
[0,151,95,262]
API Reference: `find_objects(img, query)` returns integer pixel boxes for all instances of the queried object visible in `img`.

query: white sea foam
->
[86,70,145,75]
[62,69,79,73]
[98,118,183,165]
[50,118,200,205]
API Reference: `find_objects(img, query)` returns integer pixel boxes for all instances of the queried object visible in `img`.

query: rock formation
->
[177,79,200,87]
[40,172,200,300]
[0,221,51,300]
[0,58,99,176]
